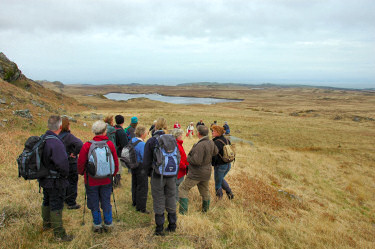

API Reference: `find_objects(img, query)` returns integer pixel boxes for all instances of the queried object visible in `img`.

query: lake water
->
[104,93,242,105]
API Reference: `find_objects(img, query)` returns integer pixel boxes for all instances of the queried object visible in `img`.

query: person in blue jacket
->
[131,125,149,213]
[223,121,230,135]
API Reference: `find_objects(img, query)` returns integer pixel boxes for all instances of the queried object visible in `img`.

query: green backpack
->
[106,125,117,147]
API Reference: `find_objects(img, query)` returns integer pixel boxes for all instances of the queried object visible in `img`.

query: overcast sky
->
[0,0,374,88]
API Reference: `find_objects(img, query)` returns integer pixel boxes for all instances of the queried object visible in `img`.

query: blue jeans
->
[214,163,232,197]
[86,183,112,213]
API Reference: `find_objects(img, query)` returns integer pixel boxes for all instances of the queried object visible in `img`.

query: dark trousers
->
[43,187,66,211]
[86,183,112,213]
[131,167,149,211]
[65,163,78,206]
[151,175,176,215]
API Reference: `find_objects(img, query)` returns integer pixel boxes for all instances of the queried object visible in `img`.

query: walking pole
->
[111,176,119,221]
[81,174,88,226]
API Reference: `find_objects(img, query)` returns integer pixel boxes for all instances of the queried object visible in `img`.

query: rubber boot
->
[50,209,74,242]
[154,213,165,236]
[92,211,102,233]
[202,200,210,213]
[41,205,51,231]
[165,213,177,233]
[103,210,113,233]
[179,198,188,215]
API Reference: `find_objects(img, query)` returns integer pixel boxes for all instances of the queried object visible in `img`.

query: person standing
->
[223,121,230,135]
[143,117,178,236]
[173,121,181,129]
[179,125,218,214]
[126,116,138,140]
[211,125,234,200]
[59,116,83,210]
[131,125,149,213]
[113,115,128,187]
[186,122,194,137]
[196,119,205,127]
[77,120,119,233]
[171,128,188,202]
[40,115,73,241]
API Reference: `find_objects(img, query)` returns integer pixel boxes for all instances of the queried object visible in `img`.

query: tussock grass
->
[1,84,375,248]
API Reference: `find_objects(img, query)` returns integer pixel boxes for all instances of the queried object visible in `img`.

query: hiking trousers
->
[179,177,210,201]
[86,183,112,213]
[151,175,176,215]
[175,176,185,202]
[43,187,66,211]
[65,163,78,206]
[131,167,149,211]
[214,163,232,196]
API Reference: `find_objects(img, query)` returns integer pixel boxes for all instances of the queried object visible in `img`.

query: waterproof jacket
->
[114,124,128,156]
[77,135,119,186]
[223,124,230,135]
[131,137,145,164]
[186,136,218,181]
[59,131,83,167]
[39,130,70,189]
[176,139,188,179]
[212,135,231,166]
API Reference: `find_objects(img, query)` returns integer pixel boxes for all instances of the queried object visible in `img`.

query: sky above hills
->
[0,0,374,88]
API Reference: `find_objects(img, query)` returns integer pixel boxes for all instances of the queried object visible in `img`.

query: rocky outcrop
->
[0,53,24,82]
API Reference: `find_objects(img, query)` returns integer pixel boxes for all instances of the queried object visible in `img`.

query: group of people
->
[170,119,231,138]
[37,115,234,241]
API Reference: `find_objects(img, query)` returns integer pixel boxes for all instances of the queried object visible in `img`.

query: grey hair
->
[197,125,209,136]
[92,120,107,135]
[47,115,62,131]
[171,128,183,139]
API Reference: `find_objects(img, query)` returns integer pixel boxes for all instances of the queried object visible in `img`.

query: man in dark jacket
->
[40,115,73,241]
[113,115,128,187]
[196,119,205,127]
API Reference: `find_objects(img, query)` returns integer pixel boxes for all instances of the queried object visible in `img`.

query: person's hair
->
[103,115,114,125]
[171,128,183,139]
[115,115,124,125]
[48,115,62,131]
[211,125,225,136]
[197,125,209,136]
[135,125,147,138]
[92,120,107,135]
[61,116,70,132]
[155,117,167,130]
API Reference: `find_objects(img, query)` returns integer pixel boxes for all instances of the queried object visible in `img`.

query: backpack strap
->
[58,132,69,140]
[132,139,142,147]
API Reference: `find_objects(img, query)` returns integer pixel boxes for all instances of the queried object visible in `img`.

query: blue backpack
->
[87,140,115,179]
[153,134,180,178]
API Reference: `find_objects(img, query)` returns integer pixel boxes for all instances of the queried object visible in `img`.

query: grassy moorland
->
[1,80,375,248]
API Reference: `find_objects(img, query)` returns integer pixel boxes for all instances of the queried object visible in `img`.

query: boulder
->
[0,98,6,104]
[13,109,33,119]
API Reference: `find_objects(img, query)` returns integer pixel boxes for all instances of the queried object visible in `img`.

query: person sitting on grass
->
[77,120,119,233]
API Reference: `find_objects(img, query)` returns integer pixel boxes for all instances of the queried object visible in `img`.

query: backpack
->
[218,138,235,163]
[106,125,117,147]
[87,140,115,179]
[153,134,180,177]
[125,125,133,141]
[17,135,60,180]
[120,139,142,169]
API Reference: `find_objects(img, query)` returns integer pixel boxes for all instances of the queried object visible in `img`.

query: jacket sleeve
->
[143,138,154,176]
[187,143,203,166]
[50,140,70,177]
[116,129,128,150]
[70,134,84,156]
[178,145,188,170]
[77,142,89,175]
[107,141,119,176]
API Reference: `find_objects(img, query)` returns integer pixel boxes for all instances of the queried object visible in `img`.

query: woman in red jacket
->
[171,128,188,202]
[78,120,119,233]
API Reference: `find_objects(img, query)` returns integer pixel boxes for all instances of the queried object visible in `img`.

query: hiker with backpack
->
[179,125,218,214]
[113,115,129,187]
[125,116,138,140]
[143,117,180,236]
[211,125,235,200]
[171,128,188,202]
[40,115,73,241]
[77,120,119,233]
[128,125,149,213]
[59,116,83,210]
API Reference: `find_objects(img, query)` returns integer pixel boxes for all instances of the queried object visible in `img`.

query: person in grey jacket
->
[178,125,218,214]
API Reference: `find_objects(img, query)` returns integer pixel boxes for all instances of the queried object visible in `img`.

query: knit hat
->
[131,116,138,124]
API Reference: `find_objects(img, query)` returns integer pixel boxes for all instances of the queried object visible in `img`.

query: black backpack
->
[120,139,142,169]
[17,135,60,180]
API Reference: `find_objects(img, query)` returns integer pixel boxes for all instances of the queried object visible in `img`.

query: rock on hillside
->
[0,52,25,82]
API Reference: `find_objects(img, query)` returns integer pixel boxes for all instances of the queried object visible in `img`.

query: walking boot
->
[154,213,165,236]
[226,192,235,200]
[41,205,51,231]
[179,198,188,215]
[91,211,102,233]
[103,210,113,233]
[165,213,177,233]
[222,180,234,200]
[50,209,74,242]
[202,200,210,213]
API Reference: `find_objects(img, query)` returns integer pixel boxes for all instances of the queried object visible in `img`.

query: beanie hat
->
[131,116,138,124]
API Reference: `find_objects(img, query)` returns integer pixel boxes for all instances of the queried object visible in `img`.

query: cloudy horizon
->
[0,0,374,89]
